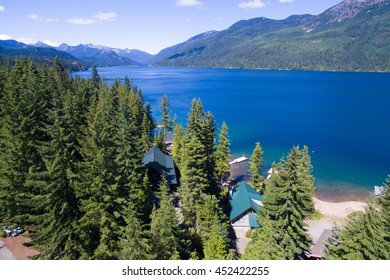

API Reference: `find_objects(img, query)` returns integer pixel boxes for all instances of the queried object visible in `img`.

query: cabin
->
[229,181,263,229]
[143,146,178,187]
[309,229,333,260]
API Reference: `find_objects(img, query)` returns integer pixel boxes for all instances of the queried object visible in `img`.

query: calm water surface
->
[75,66,390,202]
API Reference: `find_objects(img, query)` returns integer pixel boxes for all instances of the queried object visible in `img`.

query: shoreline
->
[313,197,367,219]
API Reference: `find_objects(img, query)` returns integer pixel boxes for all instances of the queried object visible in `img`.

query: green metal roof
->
[248,213,260,228]
[229,181,263,222]
[143,146,177,185]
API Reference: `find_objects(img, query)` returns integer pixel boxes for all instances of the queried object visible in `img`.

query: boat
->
[228,155,248,165]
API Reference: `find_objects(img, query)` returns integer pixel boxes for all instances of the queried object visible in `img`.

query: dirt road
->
[0,238,16,260]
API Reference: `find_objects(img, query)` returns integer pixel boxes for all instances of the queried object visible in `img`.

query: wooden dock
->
[229,155,248,165]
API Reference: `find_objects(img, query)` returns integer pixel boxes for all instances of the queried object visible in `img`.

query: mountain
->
[32,41,53,48]
[81,44,154,65]
[155,0,390,72]
[57,44,153,66]
[0,40,86,71]
[57,43,143,67]
[149,31,218,64]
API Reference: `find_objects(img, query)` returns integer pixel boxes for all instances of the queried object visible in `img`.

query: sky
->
[0,0,343,54]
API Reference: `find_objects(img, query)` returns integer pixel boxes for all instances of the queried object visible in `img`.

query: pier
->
[229,155,248,165]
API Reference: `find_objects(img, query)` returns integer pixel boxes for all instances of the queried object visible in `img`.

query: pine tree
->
[172,123,185,168]
[31,69,84,259]
[159,95,173,141]
[259,147,315,259]
[91,64,100,89]
[381,176,390,244]
[249,142,265,193]
[325,204,389,260]
[242,218,285,260]
[179,135,209,234]
[149,177,183,260]
[78,84,125,259]
[325,176,390,260]
[186,99,217,194]
[141,102,155,153]
[215,121,230,184]
[203,220,232,260]
[0,59,48,225]
[155,128,166,152]
[120,202,152,260]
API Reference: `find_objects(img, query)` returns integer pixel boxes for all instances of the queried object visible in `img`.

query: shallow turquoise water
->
[75,66,390,202]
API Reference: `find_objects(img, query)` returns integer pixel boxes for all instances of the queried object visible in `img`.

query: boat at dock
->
[229,155,248,165]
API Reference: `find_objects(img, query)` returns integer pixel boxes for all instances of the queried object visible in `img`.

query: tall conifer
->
[249,142,265,193]
[149,177,183,260]
[215,122,231,184]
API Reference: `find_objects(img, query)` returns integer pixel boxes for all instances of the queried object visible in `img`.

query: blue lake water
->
[75,66,390,202]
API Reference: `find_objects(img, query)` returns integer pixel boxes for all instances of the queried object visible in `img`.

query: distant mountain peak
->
[32,41,52,48]
[305,0,390,32]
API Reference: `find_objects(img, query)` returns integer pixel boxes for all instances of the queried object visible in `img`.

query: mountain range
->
[1,0,389,72]
[155,0,390,71]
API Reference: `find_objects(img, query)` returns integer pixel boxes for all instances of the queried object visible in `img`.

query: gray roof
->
[143,146,177,185]
[310,229,333,258]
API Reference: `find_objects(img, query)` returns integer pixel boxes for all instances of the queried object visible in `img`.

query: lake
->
[75,66,390,202]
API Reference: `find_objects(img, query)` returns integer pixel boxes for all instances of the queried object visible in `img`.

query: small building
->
[143,146,177,186]
[229,181,263,228]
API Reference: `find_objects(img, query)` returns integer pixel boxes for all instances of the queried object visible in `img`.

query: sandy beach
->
[314,197,367,219]
[306,197,368,248]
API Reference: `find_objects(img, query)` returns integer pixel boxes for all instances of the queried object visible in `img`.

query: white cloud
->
[27,14,39,20]
[176,0,202,7]
[66,11,117,25]
[0,5,5,12]
[66,17,97,25]
[93,12,117,22]
[279,0,294,3]
[0,34,13,40]
[238,0,267,9]
[212,17,223,21]
[27,14,59,22]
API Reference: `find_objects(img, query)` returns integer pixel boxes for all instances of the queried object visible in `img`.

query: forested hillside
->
[155,0,390,71]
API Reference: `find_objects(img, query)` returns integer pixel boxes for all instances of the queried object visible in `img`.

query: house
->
[143,146,178,186]
[229,181,263,228]
[309,229,333,259]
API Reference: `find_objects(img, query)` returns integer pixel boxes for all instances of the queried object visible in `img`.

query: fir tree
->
[260,146,315,259]
[149,177,183,260]
[179,135,209,234]
[215,121,231,184]
[31,69,84,259]
[186,99,217,194]
[159,95,173,140]
[203,220,232,260]
[0,59,48,225]
[172,123,185,168]
[249,142,265,193]
[242,218,285,260]
[91,64,100,89]
[120,202,152,260]
[78,84,125,259]
[155,128,166,153]
[325,204,389,260]
[141,102,155,153]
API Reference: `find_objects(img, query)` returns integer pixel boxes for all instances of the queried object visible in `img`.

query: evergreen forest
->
[0,59,388,260]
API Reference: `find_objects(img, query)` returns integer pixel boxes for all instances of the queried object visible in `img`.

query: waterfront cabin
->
[309,229,333,260]
[229,181,263,229]
[143,146,178,187]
